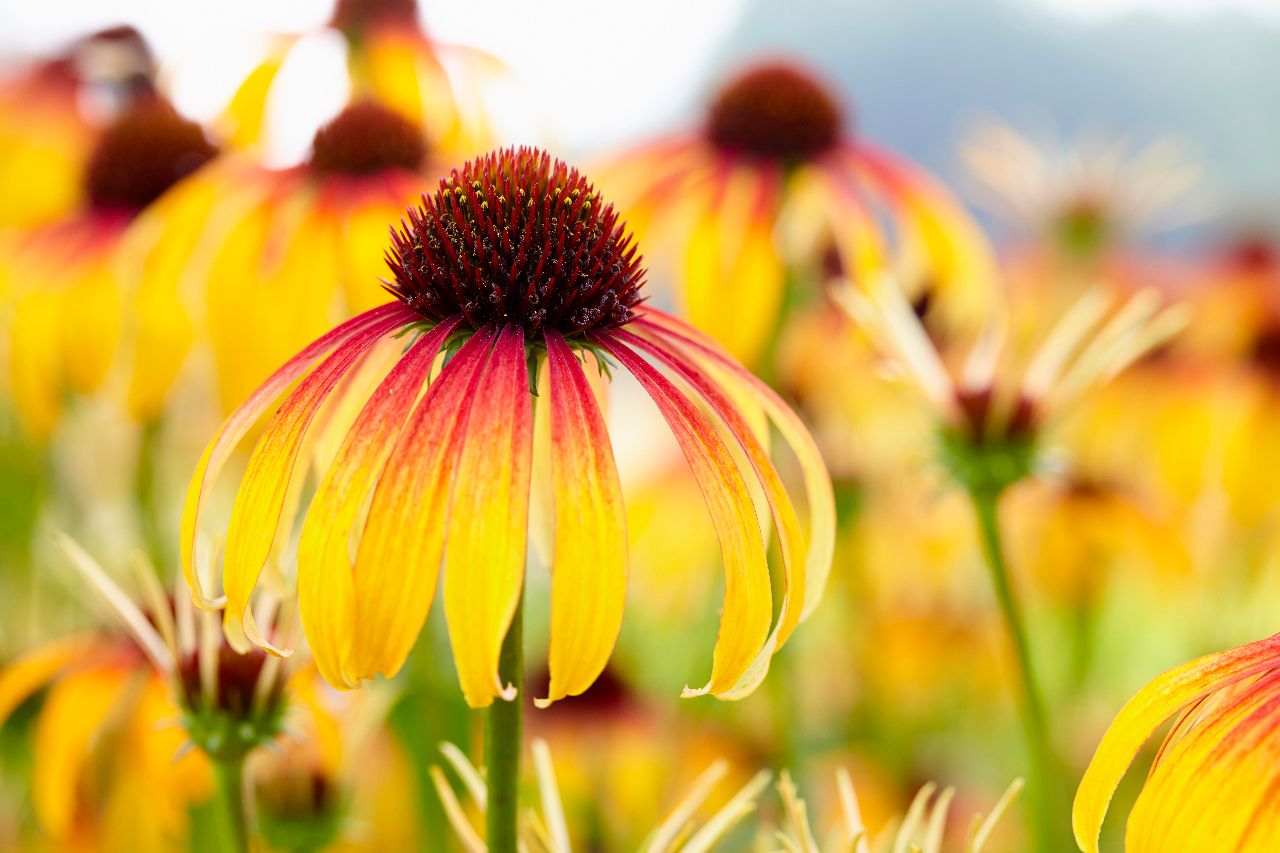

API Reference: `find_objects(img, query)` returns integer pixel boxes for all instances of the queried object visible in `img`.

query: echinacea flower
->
[3,94,219,437]
[0,25,154,228]
[221,0,501,158]
[1074,632,1280,853]
[837,273,1184,853]
[183,146,834,710]
[0,536,289,849]
[834,276,1187,494]
[603,59,997,367]
[251,671,415,851]
[960,119,1205,265]
[133,98,444,414]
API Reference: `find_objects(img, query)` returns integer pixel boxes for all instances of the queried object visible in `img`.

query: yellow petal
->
[0,634,101,725]
[348,327,496,681]
[1073,632,1280,853]
[297,319,456,687]
[224,313,402,654]
[218,39,296,151]
[181,303,411,611]
[1127,670,1280,852]
[683,166,784,368]
[32,664,130,839]
[595,333,771,698]
[537,331,628,706]
[443,325,534,708]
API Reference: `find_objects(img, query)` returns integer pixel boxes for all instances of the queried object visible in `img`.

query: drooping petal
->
[443,324,534,708]
[223,309,410,654]
[32,664,130,839]
[617,327,806,695]
[181,302,414,610]
[1073,632,1280,853]
[844,144,999,331]
[347,327,496,682]
[297,317,460,687]
[682,164,785,367]
[120,166,223,422]
[634,309,835,622]
[1127,669,1280,852]
[205,184,344,412]
[0,634,103,725]
[593,332,771,698]
[537,330,628,707]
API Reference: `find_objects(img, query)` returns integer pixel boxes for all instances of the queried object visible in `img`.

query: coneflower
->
[835,273,1186,853]
[602,59,997,369]
[182,146,833,850]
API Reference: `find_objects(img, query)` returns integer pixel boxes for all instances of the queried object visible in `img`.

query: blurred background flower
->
[2,1,1280,851]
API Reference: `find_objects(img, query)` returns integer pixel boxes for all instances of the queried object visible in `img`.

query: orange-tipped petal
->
[1073,632,1280,853]
[349,327,496,682]
[221,306,411,653]
[443,324,534,708]
[181,302,413,611]
[594,333,771,699]
[635,310,835,624]
[618,327,806,697]
[32,664,130,839]
[848,145,999,328]
[682,165,784,367]
[298,318,460,688]
[0,634,103,725]
[537,331,628,707]
[1127,669,1280,852]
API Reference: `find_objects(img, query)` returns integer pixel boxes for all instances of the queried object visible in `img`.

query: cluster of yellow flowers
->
[1,3,1278,852]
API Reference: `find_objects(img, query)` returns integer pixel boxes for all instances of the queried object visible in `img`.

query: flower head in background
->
[128,97,446,416]
[220,0,502,158]
[0,536,289,848]
[1075,632,1280,853]
[183,147,834,709]
[250,669,413,851]
[3,94,219,437]
[835,275,1186,495]
[960,119,1205,265]
[603,59,998,367]
[0,25,155,228]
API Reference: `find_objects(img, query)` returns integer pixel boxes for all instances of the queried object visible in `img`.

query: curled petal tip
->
[193,592,227,611]
[681,683,712,699]
[533,696,554,710]
[497,679,518,703]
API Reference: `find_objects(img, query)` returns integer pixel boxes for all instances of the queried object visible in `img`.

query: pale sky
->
[3,0,1275,164]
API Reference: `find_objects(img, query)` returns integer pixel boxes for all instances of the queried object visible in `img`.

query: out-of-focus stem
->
[969,486,1066,853]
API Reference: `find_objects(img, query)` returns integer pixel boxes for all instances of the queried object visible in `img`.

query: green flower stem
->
[486,594,524,853]
[211,754,250,853]
[968,486,1064,853]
